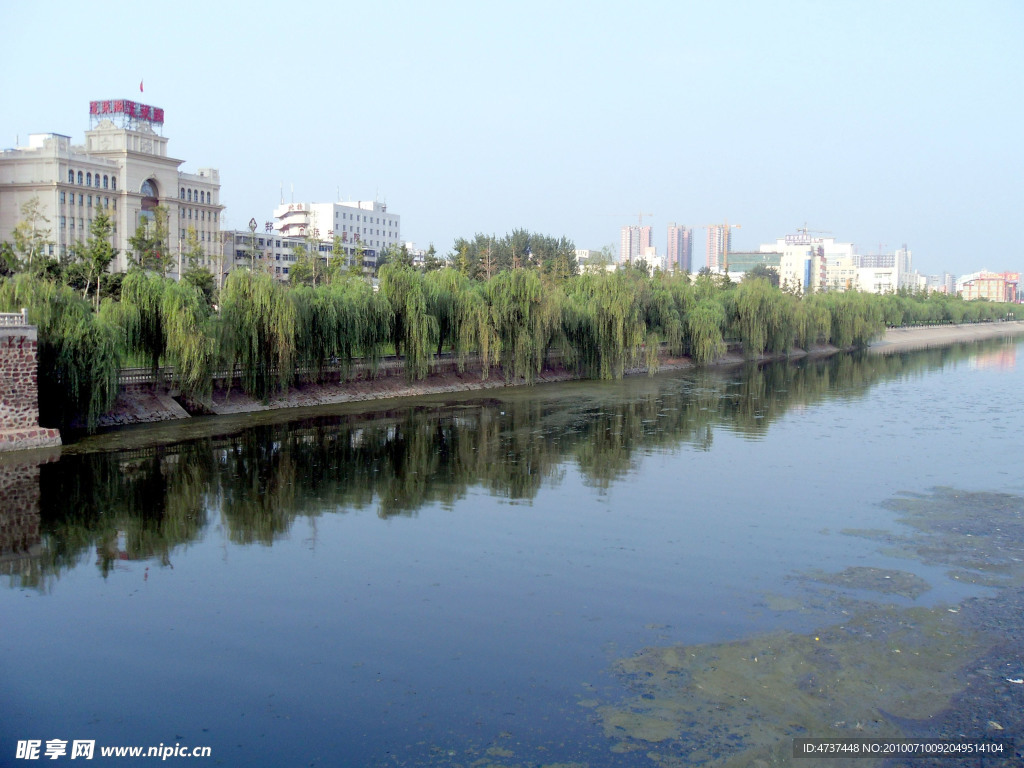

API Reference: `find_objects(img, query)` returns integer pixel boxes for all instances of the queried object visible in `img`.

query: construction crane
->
[704,220,741,272]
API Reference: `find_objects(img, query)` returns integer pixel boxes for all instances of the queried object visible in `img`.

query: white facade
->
[759,234,853,293]
[856,266,899,294]
[0,108,221,275]
[273,200,400,271]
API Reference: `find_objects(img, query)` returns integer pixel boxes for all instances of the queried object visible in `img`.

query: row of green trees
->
[1,259,1017,433]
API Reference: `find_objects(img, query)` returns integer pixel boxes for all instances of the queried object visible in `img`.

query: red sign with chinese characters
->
[89,100,165,125]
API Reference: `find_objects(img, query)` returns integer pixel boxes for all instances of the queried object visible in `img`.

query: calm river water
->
[3,339,1024,767]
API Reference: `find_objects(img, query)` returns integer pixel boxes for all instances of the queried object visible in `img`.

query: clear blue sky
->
[3,0,1021,277]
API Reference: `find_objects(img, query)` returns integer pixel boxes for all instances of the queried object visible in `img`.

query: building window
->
[187,189,192,202]
[60,191,66,204]
[68,170,74,183]
[103,175,109,189]
[180,188,185,199]
[77,171,83,185]
[111,178,116,191]
[79,194,84,206]
[94,175,100,188]
[87,195,92,207]
[104,197,109,207]
[61,216,66,228]
[86,172,92,186]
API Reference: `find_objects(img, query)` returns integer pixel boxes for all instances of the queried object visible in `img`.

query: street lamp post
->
[248,217,258,272]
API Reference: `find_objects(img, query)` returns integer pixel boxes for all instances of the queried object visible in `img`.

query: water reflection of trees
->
[9,340,1008,588]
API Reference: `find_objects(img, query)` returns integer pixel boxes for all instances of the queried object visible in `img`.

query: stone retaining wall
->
[0,327,62,453]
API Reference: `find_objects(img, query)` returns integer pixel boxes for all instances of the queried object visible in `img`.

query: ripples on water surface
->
[2,339,1023,766]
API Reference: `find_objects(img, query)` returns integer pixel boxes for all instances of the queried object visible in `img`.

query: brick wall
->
[0,327,61,452]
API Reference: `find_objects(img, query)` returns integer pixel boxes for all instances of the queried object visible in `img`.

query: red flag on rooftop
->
[140,80,144,93]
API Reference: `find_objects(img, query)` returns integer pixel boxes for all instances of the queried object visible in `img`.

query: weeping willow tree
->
[291,284,340,383]
[424,268,462,357]
[820,291,885,348]
[485,269,560,383]
[218,270,296,400]
[561,271,646,379]
[793,294,833,350]
[379,264,437,381]
[639,273,685,372]
[734,277,795,357]
[424,268,499,376]
[336,275,392,376]
[160,280,215,402]
[685,298,727,365]
[119,269,167,372]
[458,281,500,378]
[0,274,121,431]
[291,277,392,383]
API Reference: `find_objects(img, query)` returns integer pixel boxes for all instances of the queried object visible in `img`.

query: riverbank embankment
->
[92,320,1024,428]
[868,320,1024,353]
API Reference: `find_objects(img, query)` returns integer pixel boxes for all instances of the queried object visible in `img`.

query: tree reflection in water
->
[6,339,1007,590]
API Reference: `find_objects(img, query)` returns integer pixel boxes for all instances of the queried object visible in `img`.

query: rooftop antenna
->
[290,183,294,203]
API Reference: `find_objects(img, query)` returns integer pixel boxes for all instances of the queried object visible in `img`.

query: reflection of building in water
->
[0,459,45,583]
[969,346,1016,372]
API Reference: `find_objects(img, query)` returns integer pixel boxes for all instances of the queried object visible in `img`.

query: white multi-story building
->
[0,99,222,275]
[759,234,854,293]
[273,200,400,272]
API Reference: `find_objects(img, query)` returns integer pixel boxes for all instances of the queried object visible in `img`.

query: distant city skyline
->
[2,1,1020,279]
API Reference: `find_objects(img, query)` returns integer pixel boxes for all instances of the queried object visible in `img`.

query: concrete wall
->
[0,326,62,452]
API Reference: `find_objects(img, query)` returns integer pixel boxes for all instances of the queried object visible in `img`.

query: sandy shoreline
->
[91,320,1024,427]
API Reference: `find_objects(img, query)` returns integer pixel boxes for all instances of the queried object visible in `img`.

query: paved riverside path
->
[869,320,1024,353]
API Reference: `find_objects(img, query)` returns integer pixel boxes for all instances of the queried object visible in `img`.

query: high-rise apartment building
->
[666,223,692,272]
[705,225,733,271]
[620,225,651,263]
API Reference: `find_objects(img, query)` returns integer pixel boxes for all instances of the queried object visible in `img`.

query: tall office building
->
[666,223,692,272]
[620,225,652,263]
[705,225,733,271]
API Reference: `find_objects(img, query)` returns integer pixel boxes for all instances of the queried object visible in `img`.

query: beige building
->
[0,99,222,276]
[957,271,1019,302]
